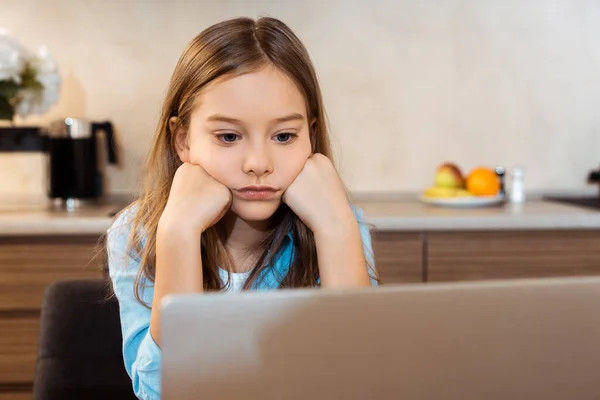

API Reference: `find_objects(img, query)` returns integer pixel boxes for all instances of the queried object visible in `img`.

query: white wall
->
[3,0,599,195]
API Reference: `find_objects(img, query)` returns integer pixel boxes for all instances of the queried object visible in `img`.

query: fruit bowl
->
[419,193,505,208]
[421,162,505,208]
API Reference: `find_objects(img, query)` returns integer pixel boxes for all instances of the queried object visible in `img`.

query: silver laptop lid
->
[162,277,600,400]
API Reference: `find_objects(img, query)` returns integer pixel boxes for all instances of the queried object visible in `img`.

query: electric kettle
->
[46,117,117,203]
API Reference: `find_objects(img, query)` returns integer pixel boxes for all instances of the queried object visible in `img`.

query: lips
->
[235,185,279,200]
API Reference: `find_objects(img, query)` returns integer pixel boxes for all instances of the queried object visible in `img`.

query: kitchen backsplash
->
[0,152,46,196]
[2,0,599,196]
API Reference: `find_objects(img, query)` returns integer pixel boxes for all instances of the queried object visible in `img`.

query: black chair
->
[33,279,137,400]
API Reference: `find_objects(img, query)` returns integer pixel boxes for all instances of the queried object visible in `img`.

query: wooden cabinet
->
[0,393,33,400]
[0,235,104,399]
[0,318,39,384]
[0,236,106,311]
[1,227,600,398]
[372,232,423,284]
[427,230,600,282]
[373,229,600,284]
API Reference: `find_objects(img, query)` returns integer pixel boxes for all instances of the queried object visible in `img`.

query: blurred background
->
[2,0,599,197]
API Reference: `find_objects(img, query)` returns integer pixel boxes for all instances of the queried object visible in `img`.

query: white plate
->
[419,194,505,208]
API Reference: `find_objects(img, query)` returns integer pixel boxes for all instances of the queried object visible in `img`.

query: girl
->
[107,16,379,400]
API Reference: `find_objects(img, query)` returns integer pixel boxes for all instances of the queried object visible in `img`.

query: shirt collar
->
[284,229,293,241]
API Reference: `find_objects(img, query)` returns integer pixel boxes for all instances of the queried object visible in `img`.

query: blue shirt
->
[107,204,377,400]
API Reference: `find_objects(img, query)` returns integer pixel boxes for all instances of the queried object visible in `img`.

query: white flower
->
[0,30,61,120]
[0,29,29,83]
[14,45,61,118]
[13,89,40,117]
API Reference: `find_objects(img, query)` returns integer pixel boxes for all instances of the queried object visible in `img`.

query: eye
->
[217,133,239,143]
[274,132,297,143]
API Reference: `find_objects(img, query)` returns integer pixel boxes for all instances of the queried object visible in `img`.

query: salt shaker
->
[510,167,525,204]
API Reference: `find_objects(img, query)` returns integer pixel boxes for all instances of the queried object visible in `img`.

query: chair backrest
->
[33,279,137,400]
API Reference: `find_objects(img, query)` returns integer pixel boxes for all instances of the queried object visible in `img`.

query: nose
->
[242,142,273,177]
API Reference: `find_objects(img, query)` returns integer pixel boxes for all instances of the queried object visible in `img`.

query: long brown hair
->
[114,16,377,305]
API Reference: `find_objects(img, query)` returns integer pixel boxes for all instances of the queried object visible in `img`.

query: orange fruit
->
[466,167,500,196]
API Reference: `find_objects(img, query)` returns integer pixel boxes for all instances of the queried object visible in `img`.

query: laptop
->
[161,276,600,400]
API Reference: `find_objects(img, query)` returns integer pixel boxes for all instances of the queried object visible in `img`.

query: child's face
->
[185,65,312,222]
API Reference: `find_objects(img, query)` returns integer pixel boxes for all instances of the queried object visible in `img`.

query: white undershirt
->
[218,268,252,292]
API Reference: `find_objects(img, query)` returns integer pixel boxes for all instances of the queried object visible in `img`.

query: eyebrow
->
[206,113,305,125]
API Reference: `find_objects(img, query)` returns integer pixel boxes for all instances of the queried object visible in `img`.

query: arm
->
[314,206,375,288]
[107,208,162,400]
[149,160,231,344]
[281,154,377,287]
[150,220,204,347]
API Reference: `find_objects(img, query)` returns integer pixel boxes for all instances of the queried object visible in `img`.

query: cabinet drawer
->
[372,231,423,284]
[0,392,32,400]
[428,230,600,282]
[0,236,104,310]
[0,317,39,384]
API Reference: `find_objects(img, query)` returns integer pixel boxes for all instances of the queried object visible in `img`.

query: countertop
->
[0,195,133,236]
[358,199,600,231]
[0,193,599,236]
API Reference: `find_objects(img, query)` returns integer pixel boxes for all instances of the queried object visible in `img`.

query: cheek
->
[205,156,237,185]
[189,140,238,186]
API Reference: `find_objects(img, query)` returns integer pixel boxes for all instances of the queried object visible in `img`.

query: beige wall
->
[2,0,599,196]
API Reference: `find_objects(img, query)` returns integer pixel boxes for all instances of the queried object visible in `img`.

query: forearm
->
[150,221,204,346]
[314,217,371,288]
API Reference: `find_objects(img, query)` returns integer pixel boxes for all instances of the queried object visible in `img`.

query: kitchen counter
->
[0,194,599,235]
[358,199,600,231]
[0,195,133,236]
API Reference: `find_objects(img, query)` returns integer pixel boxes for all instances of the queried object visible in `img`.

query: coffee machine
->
[46,117,117,208]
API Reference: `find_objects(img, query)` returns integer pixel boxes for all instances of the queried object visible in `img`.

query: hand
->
[282,153,356,236]
[160,162,232,234]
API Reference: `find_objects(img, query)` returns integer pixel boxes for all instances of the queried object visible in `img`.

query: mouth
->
[234,185,280,200]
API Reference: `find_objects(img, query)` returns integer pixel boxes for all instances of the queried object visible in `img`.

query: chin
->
[230,198,282,222]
